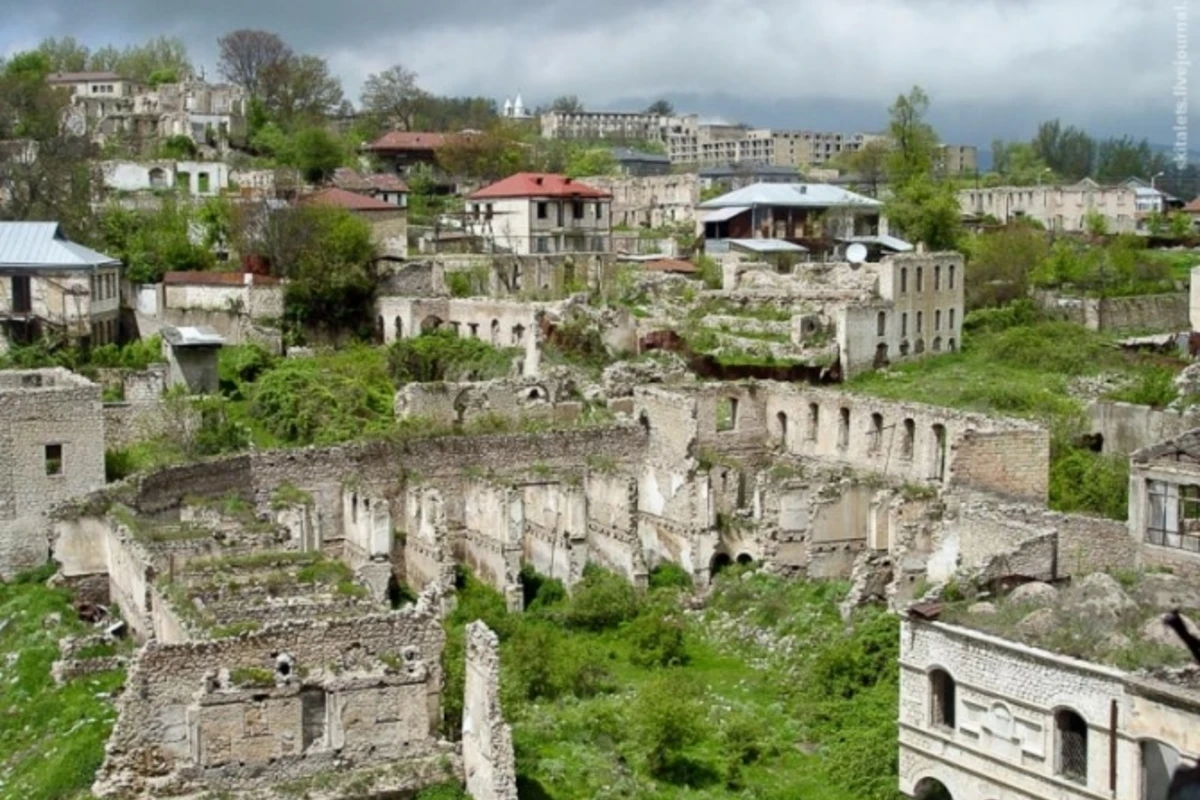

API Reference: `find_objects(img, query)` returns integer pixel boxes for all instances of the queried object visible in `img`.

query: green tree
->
[885,86,938,186]
[97,200,215,284]
[217,29,292,98]
[831,138,890,197]
[886,175,962,251]
[1084,208,1109,237]
[434,126,530,181]
[564,146,617,178]
[646,99,674,115]
[632,671,707,782]
[549,95,584,114]
[87,36,192,84]
[1169,211,1194,238]
[413,95,498,132]
[289,127,344,183]
[361,64,427,131]
[964,225,1049,309]
[35,36,89,72]
[270,54,344,124]
[1094,135,1165,184]
[1031,119,1095,181]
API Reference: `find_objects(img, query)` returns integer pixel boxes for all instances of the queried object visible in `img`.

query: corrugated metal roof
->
[727,238,808,253]
[0,222,121,270]
[698,182,883,210]
[701,205,750,223]
[840,234,914,252]
[162,326,226,347]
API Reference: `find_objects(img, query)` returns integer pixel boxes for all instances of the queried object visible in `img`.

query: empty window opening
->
[900,340,910,356]
[914,778,953,800]
[948,308,956,330]
[837,407,850,449]
[1141,739,1181,800]
[776,411,788,446]
[1055,709,1088,784]
[914,338,926,355]
[935,309,942,331]
[932,424,947,482]
[639,411,651,434]
[947,338,957,352]
[902,418,915,460]
[900,267,908,293]
[736,553,754,566]
[930,668,956,728]
[490,319,500,345]
[351,493,358,524]
[876,311,886,336]
[512,325,525,346]
[933,337,942,353]
[807,403,820,441]
[197,172,210,193]
[468,323,478,338]
[916,266,924,292]
[901,312,908,337]
[934,265,942,291]
[300,688,327,752]
[717,397,738,432]
[45,444,63,476]
[572,200,584,219]
[916,311,924,333]
[874,343,889,368]
[870,413,884,453]
[536,201,548,219]
[949,264,956,290]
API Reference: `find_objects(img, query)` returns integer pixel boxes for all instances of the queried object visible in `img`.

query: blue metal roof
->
[698,182,883,210]
[0,222,120,270]
[727,238,808,253]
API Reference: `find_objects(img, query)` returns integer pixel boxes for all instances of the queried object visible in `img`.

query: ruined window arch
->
[512,324,525,346]
[710,552,733,577]
[375,315,385,344]
[807,403,819,442]
[949,264,956,290]
[776,411,788,447]
[1141,739,1181,800]
[914,338,926,355]
[917,266,924,292]
[902,418,915,460]
[148,166,167,189]
[420,315,443,333]
[1054,708,1088,784]
[948,307,956,331]
[916,310,924,333]
[490,319,500,345]
[932,423,947,482]
[874,342,889,368]
[876,311,886,336]
[914,777,953,800]
[900,267,908,293]
[932,337,942,353]
[900,340,910,357]
[394,315,403,340]
[934,264,942,291]
[837,407,850,449]
[929,668,956,728]
[901,312,908,337]
[351,493,358,524]
[736,553,754,566]
[935,309,942,331]
[870,412,884,453]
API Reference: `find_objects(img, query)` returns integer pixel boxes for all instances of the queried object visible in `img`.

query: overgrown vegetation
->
[0,566,125,798]
[442,566,901,800]
[387,329,518,384]
[850,306,1184,519]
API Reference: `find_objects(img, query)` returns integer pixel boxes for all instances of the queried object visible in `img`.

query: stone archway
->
[914,777,953,800]
[710,552,733,577]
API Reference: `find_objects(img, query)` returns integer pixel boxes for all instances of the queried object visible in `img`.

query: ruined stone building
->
[0,369,105,578]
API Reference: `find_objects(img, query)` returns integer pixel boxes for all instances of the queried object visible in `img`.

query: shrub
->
[519,565,567,611]
[988,322,1106,376]
[388,329,516,384]
[1049,446,1130,520]
[648,562,694,591]
[562,565,639,631]
[1107,366,1179,409]
[961,300,1041,335]
[632,671,711,783]
[627,610,689,668]
[104,448,137,483]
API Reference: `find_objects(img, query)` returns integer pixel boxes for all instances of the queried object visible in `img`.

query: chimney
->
[799,185,807,194]
[564,177,572,185]
[535,176,544,186]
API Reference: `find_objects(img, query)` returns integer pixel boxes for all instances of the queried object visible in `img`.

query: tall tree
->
[85,36,192,84]
[1094,135,1166,183]
[885,86,938,186]
[1031,119,1094,181]
[217,29,293,98]
[360,64,426,131]
[272,54,344,123]
[413,96,498,132]
[36,37,89,72]
[549,95,584,114]
[831,139,890,197]
[646,99,673,116]
[435,126,529,181]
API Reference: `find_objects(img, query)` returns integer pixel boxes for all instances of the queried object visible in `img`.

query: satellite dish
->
[846,243,868,265]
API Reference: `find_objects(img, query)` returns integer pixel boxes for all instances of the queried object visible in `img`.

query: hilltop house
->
[463,173,612,255]
[0,222,122,351]
[697,182,885,258]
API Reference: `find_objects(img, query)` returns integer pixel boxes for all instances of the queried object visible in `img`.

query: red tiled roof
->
[1184,197,1200,213]
[468,173,610,200]
[163,271,280,286]
[300,187,400,212]
[364,131,449,152]
[642,258,698,274]
[332,168,409,193]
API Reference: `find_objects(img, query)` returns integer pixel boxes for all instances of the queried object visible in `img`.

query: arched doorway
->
[736,553,754,567]
[776,411,788,447]
[710,552,733,577]
[914,777,953,800]
[420,315,444,333]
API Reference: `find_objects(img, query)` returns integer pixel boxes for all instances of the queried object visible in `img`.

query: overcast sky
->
[0,0,1193,147]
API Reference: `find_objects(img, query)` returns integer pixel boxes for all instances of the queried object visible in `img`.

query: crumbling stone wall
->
[0,369,106,577]
[463,622,518,800]
[395,378,582,429]
[94,601,447,798]
[1087,400,1200,456]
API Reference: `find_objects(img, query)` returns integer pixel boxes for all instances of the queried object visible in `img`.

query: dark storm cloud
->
[0,0,1188,143]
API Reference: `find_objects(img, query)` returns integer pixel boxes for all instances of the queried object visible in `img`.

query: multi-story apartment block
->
[958,179,1137,233]
[539,110,688,142]
[937,144,979,176]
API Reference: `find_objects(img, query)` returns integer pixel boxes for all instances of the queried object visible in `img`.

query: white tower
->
[503,97,514,117]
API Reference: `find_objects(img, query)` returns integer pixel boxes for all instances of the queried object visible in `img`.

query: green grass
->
[444,567,900,800]
[847,313,1186,519]
[0,567,125,799]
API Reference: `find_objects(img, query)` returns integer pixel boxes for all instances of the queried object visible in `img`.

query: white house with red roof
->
[465,173,612,255]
